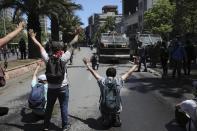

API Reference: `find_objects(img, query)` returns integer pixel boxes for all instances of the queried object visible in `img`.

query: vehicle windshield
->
[101,35,128,44]
[139,35,151,44]
[150,34,162,44]
[139,34,162,45]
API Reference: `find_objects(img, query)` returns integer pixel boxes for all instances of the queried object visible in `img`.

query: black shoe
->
[143,69,147,72]
[62,123,71,131]
[112,114,121,127]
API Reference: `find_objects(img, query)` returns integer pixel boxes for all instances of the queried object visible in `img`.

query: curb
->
[4,60,45,80]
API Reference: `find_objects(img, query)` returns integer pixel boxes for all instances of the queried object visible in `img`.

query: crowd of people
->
[136,36,196,79]
[0,21,197,131]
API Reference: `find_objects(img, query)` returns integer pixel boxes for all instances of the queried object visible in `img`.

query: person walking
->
[29,28,79,131]
[160,41,169,78]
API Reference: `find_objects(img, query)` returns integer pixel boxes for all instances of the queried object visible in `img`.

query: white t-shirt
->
[180,99,197,131]
[41,50,71,89]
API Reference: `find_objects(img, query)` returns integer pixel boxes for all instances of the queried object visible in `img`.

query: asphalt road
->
[0,47,185,131]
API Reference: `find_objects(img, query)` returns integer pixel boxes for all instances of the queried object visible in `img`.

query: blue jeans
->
[44,86,69,128]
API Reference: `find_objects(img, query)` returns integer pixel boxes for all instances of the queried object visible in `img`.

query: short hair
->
[51,41,63,53]
[106,67,116,77]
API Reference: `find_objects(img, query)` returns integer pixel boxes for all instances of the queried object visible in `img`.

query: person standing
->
[19,38,26,59]
[137,42,147,72]
[171,37,186,78]
[184,40,195,75]
[29,28,79,131]
[160,41,169,78]
[90,53,99,70]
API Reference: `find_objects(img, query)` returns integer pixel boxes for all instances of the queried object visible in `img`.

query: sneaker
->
[62,123,71,131]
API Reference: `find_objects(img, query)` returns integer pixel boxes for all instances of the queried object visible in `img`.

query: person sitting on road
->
[28,61,48,117]
[83,57,138,127]
[175,81,197,131]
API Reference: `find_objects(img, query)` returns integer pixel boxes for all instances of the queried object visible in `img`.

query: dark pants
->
[161,59,168,77]
[138,57,147,71]
[21,51,26,59]
[172,59,182,78]
[183,59,192,75]
[44,86,69,128]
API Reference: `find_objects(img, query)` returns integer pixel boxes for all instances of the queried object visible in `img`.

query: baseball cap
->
[38,74,47,81]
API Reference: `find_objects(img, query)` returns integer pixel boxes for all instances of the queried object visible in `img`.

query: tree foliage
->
[173,0,197,34]
[144,0,175,39]
[92,16,116,44]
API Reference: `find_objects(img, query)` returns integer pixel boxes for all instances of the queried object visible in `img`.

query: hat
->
[38,74,47,81]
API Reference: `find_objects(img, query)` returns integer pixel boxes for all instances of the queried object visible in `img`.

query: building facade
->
[122,0,156,35]
[87,5,122,43]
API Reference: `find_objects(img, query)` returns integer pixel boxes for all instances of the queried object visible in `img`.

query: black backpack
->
[45,56,66,84]
[28,83,46,109]
[100,78,121,112]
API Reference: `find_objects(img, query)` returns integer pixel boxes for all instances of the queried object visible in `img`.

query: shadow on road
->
[69,114,110,130]
[1,122,61,131]
[165,119,186,131]
[126,75,193,99]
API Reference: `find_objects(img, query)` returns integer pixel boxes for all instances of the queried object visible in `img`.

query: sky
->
[73,0,122,27]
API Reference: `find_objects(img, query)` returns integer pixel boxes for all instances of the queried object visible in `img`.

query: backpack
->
[100,78,121,113]
[0,66,6,87]
[28,83,46,109]
[45,56,66,84]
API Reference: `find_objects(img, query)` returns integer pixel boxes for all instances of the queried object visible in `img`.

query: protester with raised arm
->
[29,28,79,131]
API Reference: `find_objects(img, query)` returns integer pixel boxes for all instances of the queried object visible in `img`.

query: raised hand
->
[18,21,26,29]
[28,29,36,38]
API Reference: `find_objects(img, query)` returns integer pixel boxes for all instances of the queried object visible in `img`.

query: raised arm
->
[121,57,138,81]
[0,21,26,47]
[67,28,80,53]
[32,61,41,80]
[83,57,102,80]
[28,29,46,53]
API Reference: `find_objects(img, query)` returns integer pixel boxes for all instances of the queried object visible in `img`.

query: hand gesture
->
[36,61,42,67]
[83,57,90,65]
[18,21,26,29]
[75,27,81,35]
[28,29,36,38]
[133,56,139,65]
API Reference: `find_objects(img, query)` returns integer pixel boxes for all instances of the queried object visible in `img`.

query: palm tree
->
[60,14,83,43]
[0,0,82,58]
[50,1,82,41]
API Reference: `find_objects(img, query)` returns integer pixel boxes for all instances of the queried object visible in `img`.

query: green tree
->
[0,0,81,58]
[92,16,116,44]
[173,0,197,35]
[144,0,175,40]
